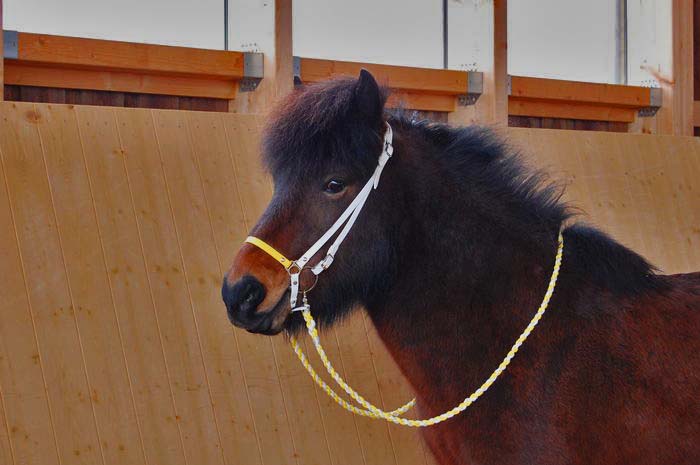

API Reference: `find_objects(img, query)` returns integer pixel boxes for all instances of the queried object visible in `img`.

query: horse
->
[221,69,700,464]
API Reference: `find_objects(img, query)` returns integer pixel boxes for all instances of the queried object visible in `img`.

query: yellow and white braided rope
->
[290,231,564,427]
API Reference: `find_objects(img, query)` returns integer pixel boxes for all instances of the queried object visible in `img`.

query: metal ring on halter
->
[300,271,320,293]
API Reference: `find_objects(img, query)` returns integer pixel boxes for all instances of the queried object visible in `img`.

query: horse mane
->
[388,110,664,295]
[263,78,663,296]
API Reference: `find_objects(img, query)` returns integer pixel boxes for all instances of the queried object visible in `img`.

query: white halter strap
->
[288,123,394,307]
[245,123,394,309]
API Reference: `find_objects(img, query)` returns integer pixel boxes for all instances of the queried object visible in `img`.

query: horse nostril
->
[222,275,267,326]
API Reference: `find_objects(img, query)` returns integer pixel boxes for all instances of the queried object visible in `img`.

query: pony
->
[222,70,700,464]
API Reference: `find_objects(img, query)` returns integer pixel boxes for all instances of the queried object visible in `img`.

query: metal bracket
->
[239,52,264,92]
[638,87,662,117]
[4,30,18,59]
[293,56,302,86]
[457,71,483,106]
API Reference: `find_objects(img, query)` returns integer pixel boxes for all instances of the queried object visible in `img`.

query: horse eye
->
[323,179,346,194]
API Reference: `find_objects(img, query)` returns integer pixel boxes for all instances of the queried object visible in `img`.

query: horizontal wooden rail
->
[3,31,262,99]
[508,75,661,123]
[295,57,483,112]
[693,101,700,127]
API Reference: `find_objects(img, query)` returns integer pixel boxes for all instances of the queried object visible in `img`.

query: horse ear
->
[354,69,385,122]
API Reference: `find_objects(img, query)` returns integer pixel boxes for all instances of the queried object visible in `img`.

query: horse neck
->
[367,135,560,413]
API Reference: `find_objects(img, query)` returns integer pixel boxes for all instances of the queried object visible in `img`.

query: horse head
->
[222,70,403,335]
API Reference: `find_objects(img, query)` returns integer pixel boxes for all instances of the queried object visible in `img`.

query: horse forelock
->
[262,77,389,182]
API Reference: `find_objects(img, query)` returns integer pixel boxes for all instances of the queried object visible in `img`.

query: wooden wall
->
[508,115,629,133]
[4,85,229,112]
[0,101,699,465]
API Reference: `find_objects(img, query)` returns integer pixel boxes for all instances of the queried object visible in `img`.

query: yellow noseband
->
[245,236,293,270]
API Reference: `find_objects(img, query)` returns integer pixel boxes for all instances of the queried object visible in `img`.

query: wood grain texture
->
[1,101,699,465]
[3,32,245,99]
[299,58,468,95]
[36,104,147,465]
[13,32,245,79]
[509,99,638,123]
[0,102,103,465]
[5,63,238,99]
[1,0,4,101]
[510,76,653,107]
[0,106,60,465]
[75,105,188,465]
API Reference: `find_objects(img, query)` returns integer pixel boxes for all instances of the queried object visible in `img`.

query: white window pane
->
[627,0,671,87]
[508,0,617,83]
[3,0,224,49]
[293,0,443,68]
[447,0,493,72]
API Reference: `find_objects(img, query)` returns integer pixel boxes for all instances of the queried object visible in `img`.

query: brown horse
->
[222,70,700,464]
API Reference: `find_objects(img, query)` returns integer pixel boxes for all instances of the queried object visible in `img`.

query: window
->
[292,0,443,68]
[3,0,225,49]
[508,0,619,84]
[627,0,671,87]
[447,0,493,72]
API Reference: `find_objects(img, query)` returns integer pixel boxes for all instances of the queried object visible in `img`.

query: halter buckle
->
[316,253,334,272]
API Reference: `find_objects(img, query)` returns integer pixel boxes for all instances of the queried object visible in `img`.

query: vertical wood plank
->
[112,108,225,465]
[657,0,694,135]
[1,0,4,101]
[128,107,251,465]
[0,102,102,464]
[510,127,700,274]
[331,314,398,465]
[449,0,508,127]
[182,111,270,465]
[219,111,335,465]
[36,103,147,465]
[673,0,694,135]
[302,333,366,465]
[0,389,12,465]
[0,115,59,465]
[362,319,431,465]
[204,112,300,465]
[74,105,188,465]
[629,135,692,271]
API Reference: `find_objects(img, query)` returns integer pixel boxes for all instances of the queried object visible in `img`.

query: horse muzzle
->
[222,275,285,335]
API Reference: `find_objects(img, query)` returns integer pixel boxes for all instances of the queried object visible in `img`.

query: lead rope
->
[289,231,564,427]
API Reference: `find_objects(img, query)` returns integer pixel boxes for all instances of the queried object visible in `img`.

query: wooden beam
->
[693,100,700,127]
[230,0,294,114]
[386,92,456,112]
[509,99,637,123]
[510,76,653,108]
[630,0,694,136]
[449,0,508,126]
[493,0,508,125]
[669,0,693,135]
[2,31,252,100]
[4,61,237,99]
[11,32,246,79]
[298,58,469,95]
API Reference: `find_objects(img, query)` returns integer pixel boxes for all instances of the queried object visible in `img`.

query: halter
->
[245,122,394,310]
[243,121,565,427]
